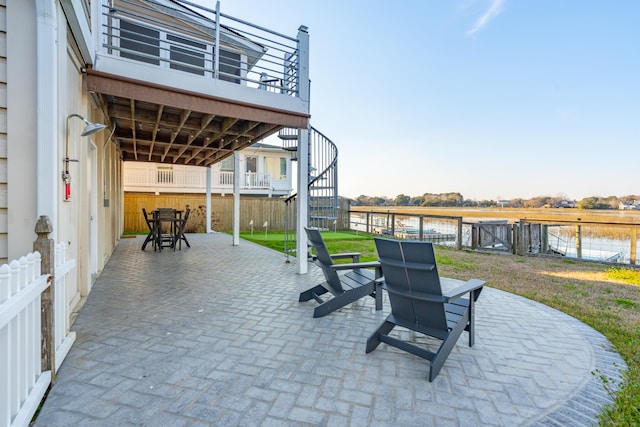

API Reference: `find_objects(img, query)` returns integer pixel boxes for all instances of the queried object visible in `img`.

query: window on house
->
[119,20,160,65]
[167,34,207,76]
[245,156,257,173]
[264,157,287,180]
[220,156,234,171]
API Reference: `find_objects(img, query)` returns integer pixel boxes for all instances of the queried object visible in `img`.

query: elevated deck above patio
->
[87,0,309,167]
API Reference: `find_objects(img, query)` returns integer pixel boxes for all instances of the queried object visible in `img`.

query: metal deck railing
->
[100,0,301,96]
[282,126,339,260]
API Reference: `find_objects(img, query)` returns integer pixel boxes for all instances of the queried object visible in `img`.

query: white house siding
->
[61,2,124,303]
[0,0,7,262]
[6,0,38,262]
[61,45,86,311]
[2,0,121,323]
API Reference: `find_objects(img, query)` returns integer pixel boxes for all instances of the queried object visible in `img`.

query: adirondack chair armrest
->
[379,257,435,271]
[382,284,446,303]
[443,279,485,302]
[331,260,380,271]
[330,252,361,262]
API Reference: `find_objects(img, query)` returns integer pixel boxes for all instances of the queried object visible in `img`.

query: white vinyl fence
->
[53,243,76,372]
[0,244,76,427]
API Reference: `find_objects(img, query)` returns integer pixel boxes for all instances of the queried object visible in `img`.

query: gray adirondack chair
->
[367,237,485,381]
[299,227,383,318]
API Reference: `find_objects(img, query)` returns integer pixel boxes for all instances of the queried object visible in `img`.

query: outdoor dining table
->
[141,208,184,251]
[155,208,182,251]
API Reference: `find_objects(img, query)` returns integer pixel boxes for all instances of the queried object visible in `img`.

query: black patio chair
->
[141,208,156,251]
[299,227,383,318]
[176,207,191,250]
[155,208,178,251]
[367,237,485,381]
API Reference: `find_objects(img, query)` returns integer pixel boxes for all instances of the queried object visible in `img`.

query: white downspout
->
[296,26,310,274]
[233,152,240,245]
[36,0,59,240]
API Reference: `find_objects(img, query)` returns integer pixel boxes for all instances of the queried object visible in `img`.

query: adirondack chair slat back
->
[375,238,448,331]
[305,228,344,292]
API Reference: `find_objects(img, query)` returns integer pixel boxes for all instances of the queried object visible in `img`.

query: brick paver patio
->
[34,233,626,426]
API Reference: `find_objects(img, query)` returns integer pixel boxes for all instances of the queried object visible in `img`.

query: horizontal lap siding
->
[0,1,7,262]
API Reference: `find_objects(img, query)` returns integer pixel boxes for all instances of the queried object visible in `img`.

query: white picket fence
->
[0,244,76,427]
[53,243,76,373]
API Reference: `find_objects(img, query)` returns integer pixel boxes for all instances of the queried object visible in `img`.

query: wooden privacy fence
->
[0,216,76,427]
[124,193,290,233]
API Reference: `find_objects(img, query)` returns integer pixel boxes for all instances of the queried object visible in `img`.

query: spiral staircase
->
[279,126,338,259]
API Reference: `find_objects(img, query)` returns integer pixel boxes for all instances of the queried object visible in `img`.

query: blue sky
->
[204,0,639,201]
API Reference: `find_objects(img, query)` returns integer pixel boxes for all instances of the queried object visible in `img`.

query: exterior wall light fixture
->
[63,114,107,201]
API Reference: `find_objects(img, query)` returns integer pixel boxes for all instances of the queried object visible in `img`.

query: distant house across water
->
[552,200,578,209]
[619,201,640,210]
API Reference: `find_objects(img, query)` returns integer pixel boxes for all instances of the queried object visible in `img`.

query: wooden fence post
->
[33,215,56,381]
[575,225,583,260]
[630,228,637,266]
[471,224,478,249]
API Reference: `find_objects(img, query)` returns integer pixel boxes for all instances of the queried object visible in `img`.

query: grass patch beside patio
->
[240,230,640,426]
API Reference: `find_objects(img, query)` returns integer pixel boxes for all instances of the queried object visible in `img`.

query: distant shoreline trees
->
[347,193,640,210]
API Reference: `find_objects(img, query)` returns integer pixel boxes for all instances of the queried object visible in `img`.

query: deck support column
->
[233,152,240,246]
[295,25,310,275]
[206,166,212,233]
[296,127,309,274]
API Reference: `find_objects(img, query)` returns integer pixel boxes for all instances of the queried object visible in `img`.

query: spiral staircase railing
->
[280,126,338,261]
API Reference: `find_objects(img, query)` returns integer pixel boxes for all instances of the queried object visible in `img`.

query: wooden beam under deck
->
[86,69,307,166]
[85,69,309,129]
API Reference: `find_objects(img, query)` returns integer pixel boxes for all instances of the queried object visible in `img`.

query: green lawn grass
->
[239,230,640,427]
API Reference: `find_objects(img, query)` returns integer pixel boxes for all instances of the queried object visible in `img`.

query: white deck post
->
[206,166,212,233]
[296,26,310,274]
[233,152,240,245]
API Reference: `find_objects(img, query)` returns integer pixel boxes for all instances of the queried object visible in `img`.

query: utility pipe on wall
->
[36,0,58,239]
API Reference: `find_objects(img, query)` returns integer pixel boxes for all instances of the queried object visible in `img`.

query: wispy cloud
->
[467,0,506,36]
